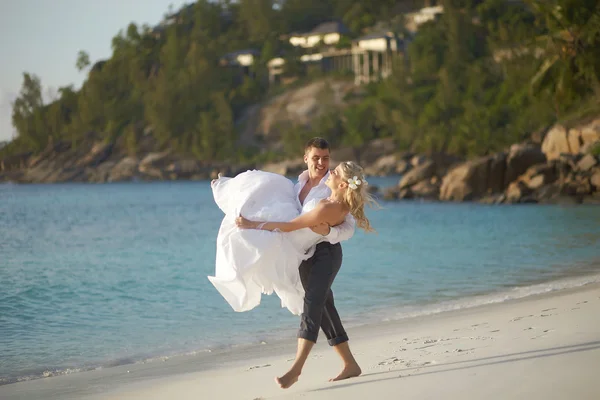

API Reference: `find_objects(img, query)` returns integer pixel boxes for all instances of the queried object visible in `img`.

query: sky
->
[0,0,191,142]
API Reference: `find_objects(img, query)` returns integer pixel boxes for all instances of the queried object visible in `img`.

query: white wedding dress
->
[208,170,323,315]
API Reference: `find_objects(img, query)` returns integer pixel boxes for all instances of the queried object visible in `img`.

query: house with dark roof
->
[404,5,444,33]
[288,21,351,49]
[219,49,260,81]
[224,20,409,86]
[219,49,260,68]
[351,31,406,85]
[353,32,404,53]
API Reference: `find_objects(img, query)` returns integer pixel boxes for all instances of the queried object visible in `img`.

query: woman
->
[208,161,376,315]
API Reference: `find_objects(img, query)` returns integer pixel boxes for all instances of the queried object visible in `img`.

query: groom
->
[276,137,362,389]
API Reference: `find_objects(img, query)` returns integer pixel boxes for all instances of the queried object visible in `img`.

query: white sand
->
[3,283,600,400]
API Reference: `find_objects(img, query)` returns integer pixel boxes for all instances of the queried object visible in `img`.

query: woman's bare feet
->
[329,363,362,382]
[275,369,301,389]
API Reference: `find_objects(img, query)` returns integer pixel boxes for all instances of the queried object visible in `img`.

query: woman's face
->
[326,164,345,191]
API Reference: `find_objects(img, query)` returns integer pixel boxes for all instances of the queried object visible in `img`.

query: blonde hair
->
[339,161,378,232]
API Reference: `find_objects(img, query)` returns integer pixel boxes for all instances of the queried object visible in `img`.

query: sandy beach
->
[2,282,599,400]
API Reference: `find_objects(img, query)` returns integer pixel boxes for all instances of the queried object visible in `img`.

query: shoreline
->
[2,279,599,399]
[3,269,600,387]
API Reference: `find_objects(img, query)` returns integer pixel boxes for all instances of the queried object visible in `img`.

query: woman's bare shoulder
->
[317,199,342,208]
[316,200,347,217]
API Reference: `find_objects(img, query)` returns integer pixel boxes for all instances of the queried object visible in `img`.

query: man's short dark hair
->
[304,137,330,154]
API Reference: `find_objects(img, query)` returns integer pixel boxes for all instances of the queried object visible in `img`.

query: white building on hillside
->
[219,49,260,79]
[405,5,444,33]
[352,32,405,84]
[288,21,351,49]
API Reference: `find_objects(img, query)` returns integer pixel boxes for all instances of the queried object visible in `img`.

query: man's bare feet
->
[329,363,362,382]
[275,369,301,389]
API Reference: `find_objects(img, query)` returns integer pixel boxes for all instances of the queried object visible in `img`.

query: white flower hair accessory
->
[347,176,362,190]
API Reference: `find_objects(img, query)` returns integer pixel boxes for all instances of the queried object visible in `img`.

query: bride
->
[208,161,376,315]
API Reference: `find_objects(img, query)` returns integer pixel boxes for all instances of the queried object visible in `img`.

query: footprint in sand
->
[458,348,474,352]
[377,356,404,367]
[446,348,475,354]
[530,329,553,339]
[441,337,459,342]
[510,315,534,322]
[246,364,271,371]
[531,334,546,340]
[389,348,408,354]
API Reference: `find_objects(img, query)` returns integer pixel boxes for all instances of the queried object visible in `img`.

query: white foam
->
[364,273,600,324]
[5,273,599,387]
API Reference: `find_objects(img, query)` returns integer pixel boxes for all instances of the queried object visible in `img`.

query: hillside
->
[0,78,365,183]
[1,0,599,191]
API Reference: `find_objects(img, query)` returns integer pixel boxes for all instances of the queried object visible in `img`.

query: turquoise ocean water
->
[1,177,599,385]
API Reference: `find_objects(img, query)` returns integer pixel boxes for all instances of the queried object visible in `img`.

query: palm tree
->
[527,0,600,115]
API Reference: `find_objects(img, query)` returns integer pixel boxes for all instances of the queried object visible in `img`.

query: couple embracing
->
[209,137,377,388]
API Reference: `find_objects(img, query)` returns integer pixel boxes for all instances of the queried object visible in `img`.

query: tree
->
[527,0,600,115]
[278,0,334,33]
[238,0,279,43]
[76,50,91,72]
[4,0,599,163]
[11,73,47,151]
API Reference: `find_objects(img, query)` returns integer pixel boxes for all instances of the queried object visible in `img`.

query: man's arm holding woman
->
[323,214,355,244]
[236,201,343,233]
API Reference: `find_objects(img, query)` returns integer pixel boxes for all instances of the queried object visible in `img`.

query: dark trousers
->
[297,242,349,346]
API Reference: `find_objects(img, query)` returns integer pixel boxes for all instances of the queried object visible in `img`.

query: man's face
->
[304,147,330,180]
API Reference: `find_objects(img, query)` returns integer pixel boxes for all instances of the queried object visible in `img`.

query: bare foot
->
[275,369,300,389]
[329,364,362,382]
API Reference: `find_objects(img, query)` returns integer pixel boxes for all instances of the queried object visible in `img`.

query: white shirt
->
[295,170,355,245]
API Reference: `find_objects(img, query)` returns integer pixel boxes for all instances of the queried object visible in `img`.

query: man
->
[275,137,362,389]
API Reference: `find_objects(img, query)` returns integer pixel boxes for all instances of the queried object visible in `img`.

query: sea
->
[1,177,600,385]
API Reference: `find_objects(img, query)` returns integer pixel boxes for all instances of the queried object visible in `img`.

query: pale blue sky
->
[0,0,191,141]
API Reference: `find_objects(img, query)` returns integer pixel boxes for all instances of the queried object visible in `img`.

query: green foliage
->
[281,123,316,157]
[75,51,91,72]
[122,124,138,156]
[341,99,380,147]
[282,55,305,77]
[11,73,48,152]
[329,0,599,157]
[335,36,353,49]
[239,0,280,43]
[4,0,600,164]
[525,0,600,115]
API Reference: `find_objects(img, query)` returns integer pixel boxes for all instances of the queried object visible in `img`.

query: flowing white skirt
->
[208,170,317,315]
